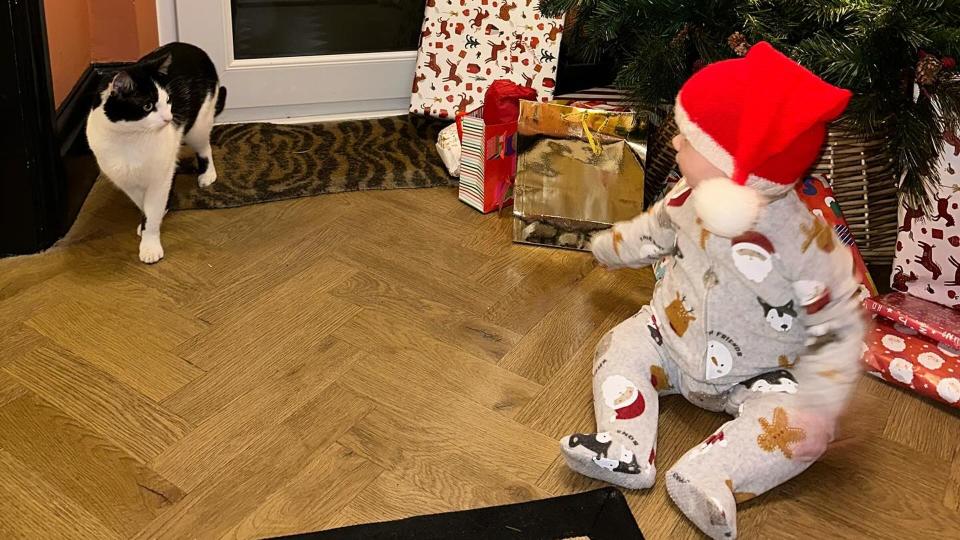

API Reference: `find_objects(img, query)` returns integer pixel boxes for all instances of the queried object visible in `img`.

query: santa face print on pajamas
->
[602,374,645,420]
[560,308,667,490]
[730,232,776,283]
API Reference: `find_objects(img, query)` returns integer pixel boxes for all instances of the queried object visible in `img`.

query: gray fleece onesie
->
[560,179,866,539]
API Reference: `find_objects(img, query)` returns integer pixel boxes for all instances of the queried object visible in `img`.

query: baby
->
[560,42,866,539]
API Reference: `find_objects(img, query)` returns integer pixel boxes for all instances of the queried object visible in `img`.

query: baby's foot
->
[666,469,737,539]
[559,432,655,490]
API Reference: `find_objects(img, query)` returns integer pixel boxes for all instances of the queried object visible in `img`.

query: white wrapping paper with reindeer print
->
[410,0,563,119]
[892,128,960,309]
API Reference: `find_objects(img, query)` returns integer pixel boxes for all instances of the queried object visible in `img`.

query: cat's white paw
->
[198,167,217,188]
[139,236,164,264]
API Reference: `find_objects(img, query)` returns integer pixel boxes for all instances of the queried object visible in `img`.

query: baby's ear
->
[111,71,135,95]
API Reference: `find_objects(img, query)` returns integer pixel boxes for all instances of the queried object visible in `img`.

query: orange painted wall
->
[45,0,92,107]
[134,0,160,59]
[88,0,158,62]
[45,0,159,107]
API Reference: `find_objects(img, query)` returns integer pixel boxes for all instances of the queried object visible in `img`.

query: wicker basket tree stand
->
[646,110,898,263]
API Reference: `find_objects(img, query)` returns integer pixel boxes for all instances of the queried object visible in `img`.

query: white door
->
[167,0,424,123]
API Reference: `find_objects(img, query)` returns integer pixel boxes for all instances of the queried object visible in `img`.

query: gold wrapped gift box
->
[513,100,648,251]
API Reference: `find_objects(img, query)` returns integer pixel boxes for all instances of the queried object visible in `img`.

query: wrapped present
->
[410,1,563,119]
[892,128,960,308]
[795,175,878,299]
[863,316,960,408]
[436,122,462,177]
[552,87,633,113]
[864,292,960,349]
[512,100,646,250]
[458,106,518,213]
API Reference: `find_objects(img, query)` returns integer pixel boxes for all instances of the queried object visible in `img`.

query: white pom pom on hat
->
[692,177,763,238]
[673,41,853,237]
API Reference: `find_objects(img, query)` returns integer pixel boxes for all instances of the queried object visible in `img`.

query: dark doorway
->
[1,0,100,257]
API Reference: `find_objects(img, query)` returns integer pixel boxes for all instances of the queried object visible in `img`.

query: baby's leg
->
[666,389,825,539]
[560,308,677,490]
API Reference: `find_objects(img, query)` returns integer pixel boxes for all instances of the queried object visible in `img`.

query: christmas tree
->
[541,0,960,208]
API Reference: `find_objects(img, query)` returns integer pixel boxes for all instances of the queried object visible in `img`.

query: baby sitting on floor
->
[560,42,866,539]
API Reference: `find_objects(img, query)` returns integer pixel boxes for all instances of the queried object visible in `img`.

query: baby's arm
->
[591,198,677,269]
[789,221,866,429]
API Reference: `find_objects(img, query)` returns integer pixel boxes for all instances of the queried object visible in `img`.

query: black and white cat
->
[86,42,226,263]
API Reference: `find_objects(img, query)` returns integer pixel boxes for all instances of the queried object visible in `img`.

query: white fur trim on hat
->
[693,177,763,238]
[674,98,778,188]
[674,99,734,176]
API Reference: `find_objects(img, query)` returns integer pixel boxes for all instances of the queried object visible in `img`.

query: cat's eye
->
[143,103,154,112]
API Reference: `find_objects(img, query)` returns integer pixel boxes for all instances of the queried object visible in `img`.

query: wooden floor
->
[1,180,959,539]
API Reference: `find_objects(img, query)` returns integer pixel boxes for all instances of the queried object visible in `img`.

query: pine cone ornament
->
[916,54,942,86]
[671,24,690,47]
[728,32,749,57]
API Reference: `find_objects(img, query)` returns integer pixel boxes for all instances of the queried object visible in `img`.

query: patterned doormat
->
[270,488,644,540]
[169,114,452,210]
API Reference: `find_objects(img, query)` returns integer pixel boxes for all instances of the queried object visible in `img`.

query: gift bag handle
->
[561,111,611,156]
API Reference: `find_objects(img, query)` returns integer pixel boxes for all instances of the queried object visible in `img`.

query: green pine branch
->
[540,0,960,208]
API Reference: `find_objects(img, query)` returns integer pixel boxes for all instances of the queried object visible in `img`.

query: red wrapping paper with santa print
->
[863,317,960,408]
[864,292,960,349]
[794,175,878,299]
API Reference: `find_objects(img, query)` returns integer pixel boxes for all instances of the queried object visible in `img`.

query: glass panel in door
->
[231,0,426,59]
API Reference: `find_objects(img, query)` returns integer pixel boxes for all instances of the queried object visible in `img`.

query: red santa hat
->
[731,231,775,255]
[675,42,852,237]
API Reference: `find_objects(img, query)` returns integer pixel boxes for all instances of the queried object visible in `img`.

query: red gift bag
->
[457,107,518,213]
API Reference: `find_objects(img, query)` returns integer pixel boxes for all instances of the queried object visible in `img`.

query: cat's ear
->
[155,53,172,76]
[111,71,135,95]
[145,53,173,76]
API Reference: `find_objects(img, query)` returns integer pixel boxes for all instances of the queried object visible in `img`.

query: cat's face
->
[101,69,173,131]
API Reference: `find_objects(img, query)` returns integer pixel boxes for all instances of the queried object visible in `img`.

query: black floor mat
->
[271,488,643,540]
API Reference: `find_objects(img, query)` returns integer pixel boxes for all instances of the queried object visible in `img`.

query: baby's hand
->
[591,228,623,269]
[791,411,835,461]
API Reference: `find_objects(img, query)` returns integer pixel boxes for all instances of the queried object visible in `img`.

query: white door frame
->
[158,0,416,123]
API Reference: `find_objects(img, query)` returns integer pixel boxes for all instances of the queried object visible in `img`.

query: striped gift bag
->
[456,107,518,213]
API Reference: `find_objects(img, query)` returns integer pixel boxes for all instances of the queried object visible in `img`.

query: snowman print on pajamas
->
[705,340,734,380]
[602,375,645,421]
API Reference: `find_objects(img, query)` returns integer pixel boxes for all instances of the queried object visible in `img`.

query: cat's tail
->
[215,86,227,116]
